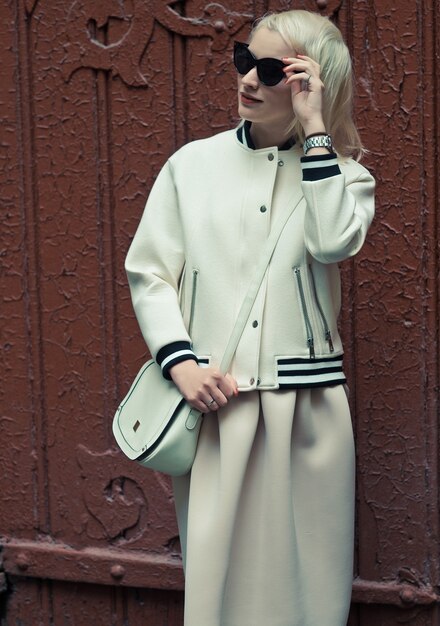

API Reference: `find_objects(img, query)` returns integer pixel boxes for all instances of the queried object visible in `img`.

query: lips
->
[240,92,263,104]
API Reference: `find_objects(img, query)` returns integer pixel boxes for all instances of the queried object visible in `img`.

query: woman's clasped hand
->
[170,359,238,413]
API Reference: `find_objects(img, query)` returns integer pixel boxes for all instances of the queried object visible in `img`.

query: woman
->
[125,9,375,626]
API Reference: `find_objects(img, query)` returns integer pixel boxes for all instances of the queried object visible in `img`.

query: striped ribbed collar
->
[236,120,296,151]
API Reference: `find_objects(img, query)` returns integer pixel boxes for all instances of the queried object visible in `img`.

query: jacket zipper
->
[293,267,315,359]
[188,268,199,336]
[308,266,334,353]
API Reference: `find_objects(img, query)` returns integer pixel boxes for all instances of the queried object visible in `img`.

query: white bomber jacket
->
[125,125,375,391]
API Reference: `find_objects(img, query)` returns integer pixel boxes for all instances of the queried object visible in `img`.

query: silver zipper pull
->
[325,330,334,353]
[294,266,315,360]
[188,269,199,336]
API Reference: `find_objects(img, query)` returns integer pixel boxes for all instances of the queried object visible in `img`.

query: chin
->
[237,104,261,122]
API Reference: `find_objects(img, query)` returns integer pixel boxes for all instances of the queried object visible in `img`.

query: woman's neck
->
[249,122,292,149]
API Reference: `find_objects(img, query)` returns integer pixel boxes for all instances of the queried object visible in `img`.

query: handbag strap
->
[219,196,302,373]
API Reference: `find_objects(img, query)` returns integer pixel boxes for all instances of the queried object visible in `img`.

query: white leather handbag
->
[112,358,202,475]
[112,197,301,476]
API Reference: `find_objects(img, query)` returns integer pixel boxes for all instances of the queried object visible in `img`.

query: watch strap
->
[303,134,333,155]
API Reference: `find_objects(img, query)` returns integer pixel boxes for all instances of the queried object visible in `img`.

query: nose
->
[241,66,259,89]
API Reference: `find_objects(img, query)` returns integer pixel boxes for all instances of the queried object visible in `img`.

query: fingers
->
[204,371,238,412]
[188,370,225,412]
[217,373,238,401]
[287,77,324,95]
[282,54,319,74]
[189,391,219,414]
[225,373,239,396]
[284,71,311,86]
[204,386,228,411]
[285,72,325,95]
[282,55,321,86]
[179,367,239,413]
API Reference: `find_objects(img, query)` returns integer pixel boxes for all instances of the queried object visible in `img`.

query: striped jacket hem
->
[277,355,346,389]
[157,343,346,389]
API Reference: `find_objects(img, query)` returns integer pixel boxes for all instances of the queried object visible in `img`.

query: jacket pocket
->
[293,266,315,359]
[308,265,335,353]
[188,268,199,336]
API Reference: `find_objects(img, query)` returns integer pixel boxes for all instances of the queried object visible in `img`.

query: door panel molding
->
[2,539,439,610]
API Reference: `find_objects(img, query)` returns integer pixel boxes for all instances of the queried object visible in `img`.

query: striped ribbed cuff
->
[300,153,341,181]
[156,341,198,380]
[277,354,346,388]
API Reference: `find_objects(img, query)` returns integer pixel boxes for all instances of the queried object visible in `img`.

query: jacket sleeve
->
[301,154,376,264]
[125,160,197,372]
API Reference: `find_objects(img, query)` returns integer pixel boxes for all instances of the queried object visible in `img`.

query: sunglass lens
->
[234,44,254,76]
[233,42,286,86]
[258,59,285,86]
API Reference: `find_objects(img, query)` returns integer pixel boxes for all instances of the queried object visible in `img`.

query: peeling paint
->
[1,0,439,624]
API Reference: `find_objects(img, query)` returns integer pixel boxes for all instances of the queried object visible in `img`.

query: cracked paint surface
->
[0,0,439,624]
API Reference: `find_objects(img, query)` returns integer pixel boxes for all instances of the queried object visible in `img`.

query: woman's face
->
[237,27,295,130]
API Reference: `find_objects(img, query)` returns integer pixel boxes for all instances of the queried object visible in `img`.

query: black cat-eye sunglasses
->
[233,41,288,86]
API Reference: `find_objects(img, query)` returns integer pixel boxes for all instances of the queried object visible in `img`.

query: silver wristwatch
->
[303,134,333,155]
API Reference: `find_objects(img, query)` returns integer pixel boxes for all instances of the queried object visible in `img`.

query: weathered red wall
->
[0,0,439,624]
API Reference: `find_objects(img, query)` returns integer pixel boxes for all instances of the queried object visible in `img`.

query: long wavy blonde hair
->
[251,11,364,160]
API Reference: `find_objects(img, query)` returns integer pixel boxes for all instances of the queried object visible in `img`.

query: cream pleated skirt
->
[172,385,355,626]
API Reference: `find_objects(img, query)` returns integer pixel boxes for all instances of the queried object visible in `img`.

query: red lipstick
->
[240,92,263,106]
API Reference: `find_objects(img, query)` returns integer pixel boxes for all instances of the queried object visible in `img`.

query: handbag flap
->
[113,359,185,459]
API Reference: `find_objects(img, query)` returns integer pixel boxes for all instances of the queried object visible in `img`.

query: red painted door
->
[1,0,439,624]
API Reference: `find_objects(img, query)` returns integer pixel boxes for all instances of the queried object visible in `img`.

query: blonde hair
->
[251,11,364,160]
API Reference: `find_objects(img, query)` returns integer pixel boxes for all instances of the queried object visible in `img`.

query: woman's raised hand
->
[170,360,239,413]
[282,54,326,136]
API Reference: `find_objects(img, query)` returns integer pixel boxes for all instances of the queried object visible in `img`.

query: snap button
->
[250,377,255,385]
[278,159,284,167]
[252,320,258,328]
[268,153,274,161]
[260,205,267,213]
